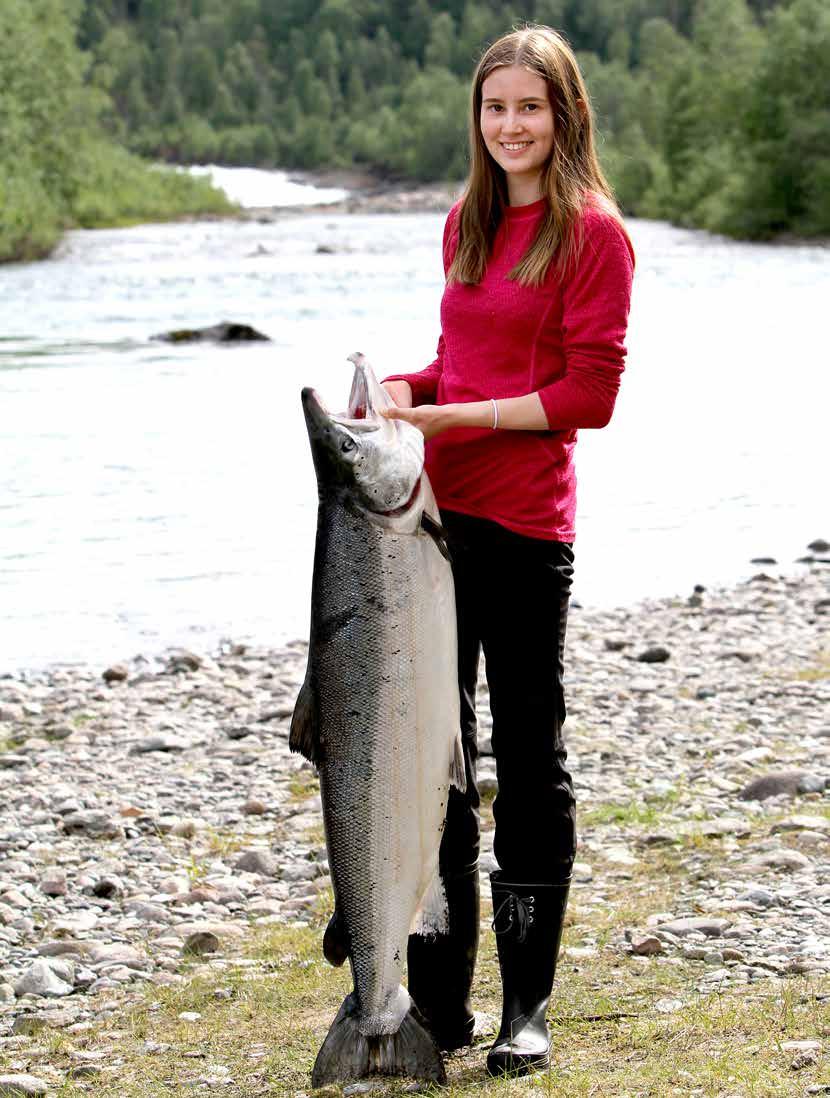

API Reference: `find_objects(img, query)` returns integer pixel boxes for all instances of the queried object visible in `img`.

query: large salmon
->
[290,353,464,1086]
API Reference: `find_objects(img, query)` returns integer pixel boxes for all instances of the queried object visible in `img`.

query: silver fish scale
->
[311,502,454,1037]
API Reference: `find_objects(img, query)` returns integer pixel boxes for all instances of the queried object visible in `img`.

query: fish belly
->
[312,505,458,1037]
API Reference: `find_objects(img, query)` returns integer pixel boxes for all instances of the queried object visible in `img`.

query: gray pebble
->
[234,850,279,877]
[739,770,825,801]
[655,917,731,938]
[0,1076,49,1097]
[14,958,74,998]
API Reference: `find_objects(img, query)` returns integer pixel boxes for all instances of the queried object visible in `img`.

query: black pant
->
[438,510,576,885]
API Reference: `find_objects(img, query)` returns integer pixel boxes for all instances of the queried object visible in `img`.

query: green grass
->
[288,771,320,803]
[6,823,827,1097]
[11,907,826,1097]
[580,791,679,830]
[5,714,828,1095]
[794,650,830,681]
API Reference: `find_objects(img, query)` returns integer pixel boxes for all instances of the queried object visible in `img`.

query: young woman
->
[382,25,634,1077]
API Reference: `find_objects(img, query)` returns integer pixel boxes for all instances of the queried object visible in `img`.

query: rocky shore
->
[241,176,462,222]
[0,557,828,1094]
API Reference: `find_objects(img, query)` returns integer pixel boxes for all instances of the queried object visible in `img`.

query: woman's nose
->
[501,110,524,132]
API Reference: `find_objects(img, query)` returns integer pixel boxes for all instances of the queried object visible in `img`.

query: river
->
[0,170,826,672]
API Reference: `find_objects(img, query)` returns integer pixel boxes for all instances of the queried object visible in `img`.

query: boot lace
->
[491,890,535,944]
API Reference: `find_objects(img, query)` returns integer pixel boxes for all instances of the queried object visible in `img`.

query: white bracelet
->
[491,398,499,430]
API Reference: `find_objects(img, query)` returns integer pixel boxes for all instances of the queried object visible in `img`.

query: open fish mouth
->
[332,351,389,432]
[302,355,387,436]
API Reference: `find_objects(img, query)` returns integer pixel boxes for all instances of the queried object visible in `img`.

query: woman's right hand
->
[381,380,413,409]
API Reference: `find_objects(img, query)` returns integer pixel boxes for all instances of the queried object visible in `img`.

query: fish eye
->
[340,436,356,454]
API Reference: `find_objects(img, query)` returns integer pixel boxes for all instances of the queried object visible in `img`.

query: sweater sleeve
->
[382,204,460,406]
[537,212,634,430]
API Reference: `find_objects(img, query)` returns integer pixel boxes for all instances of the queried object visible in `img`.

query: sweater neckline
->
[503,197,547,221]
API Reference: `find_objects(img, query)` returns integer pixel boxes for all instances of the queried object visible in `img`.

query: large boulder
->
[151,322,270,343]
[738,770,827,801]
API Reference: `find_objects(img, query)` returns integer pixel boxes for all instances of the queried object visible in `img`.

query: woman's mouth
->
[501,141,532,154]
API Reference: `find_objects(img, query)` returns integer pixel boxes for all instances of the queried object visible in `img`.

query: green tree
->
[315,29,342,111]
[223,42,260,116]
[17,0,817,239]
[404,0,433,62]
[425,12,457,71]
[182,44,220,114]
[0,0,229,263]
[735,0,830,235]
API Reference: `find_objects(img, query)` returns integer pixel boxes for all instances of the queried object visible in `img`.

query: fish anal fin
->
[312,992,445,1086]
[450,733,467,794]
[410,869,448,937]
[289,676,320,765]
[323,907,349,967]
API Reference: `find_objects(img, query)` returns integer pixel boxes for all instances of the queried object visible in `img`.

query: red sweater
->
[384,197,634,541]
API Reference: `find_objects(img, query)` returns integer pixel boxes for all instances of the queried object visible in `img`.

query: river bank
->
[0,561,827,1093]
[239,172,462,219]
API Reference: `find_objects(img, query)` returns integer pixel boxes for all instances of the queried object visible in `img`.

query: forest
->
[0,0,230,263]
[1,0,828,264]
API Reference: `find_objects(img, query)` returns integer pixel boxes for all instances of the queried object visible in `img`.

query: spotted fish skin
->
[291,354,462,1086]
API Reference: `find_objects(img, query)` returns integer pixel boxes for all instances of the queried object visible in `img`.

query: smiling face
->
[479,65,555,205]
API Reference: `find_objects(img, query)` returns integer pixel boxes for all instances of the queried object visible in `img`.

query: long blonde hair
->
[448,25,622,287]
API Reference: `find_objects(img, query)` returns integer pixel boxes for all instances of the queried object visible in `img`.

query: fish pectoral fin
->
[420,511,451,561]
[410,870,448,937]
[289,677,320,765]
[450,733,467,794]
[323,907,349,967]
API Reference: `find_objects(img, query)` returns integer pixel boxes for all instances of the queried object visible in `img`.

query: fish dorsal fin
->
[289,676,320,766]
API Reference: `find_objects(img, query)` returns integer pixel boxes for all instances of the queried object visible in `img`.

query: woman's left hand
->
[379,403,458,441]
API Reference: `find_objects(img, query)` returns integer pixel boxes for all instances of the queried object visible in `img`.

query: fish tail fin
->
[311,992,446,1087]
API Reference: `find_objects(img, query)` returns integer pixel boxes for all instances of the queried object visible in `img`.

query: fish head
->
[301,353,424,516]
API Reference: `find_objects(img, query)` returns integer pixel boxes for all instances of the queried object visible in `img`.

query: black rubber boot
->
[486,873,571,1077]
[407,864,480,1051]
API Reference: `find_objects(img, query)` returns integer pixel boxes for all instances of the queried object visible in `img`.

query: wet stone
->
[234,850,279,877]
[0,1076,49,1097]
[14,959,74,998]
[183,931,220,956]
[739,771,826,801]
[0,569,827,1028]
[129,735,188,755]
[241,798,267,815]
[748,849,812,872]
[60,811,123,839]
[630,935,663,956]
[655,917,731,938]
[39,870,67,897]
[636,646,671,664]
[102,664,129,684]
